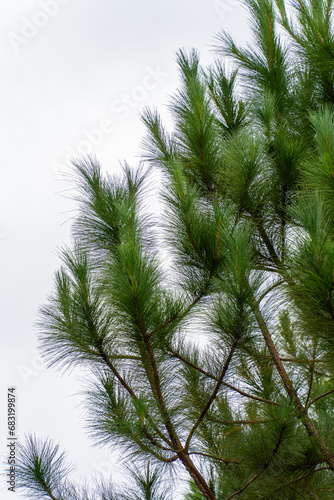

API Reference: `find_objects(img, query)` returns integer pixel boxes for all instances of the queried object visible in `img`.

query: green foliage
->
[207,64,248,136]
[185,480,206,500]
[15,0,334,498]
[120,463,172,500]
[15,434,119,500]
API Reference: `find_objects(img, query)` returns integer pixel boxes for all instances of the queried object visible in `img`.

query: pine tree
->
[15,0,334,498]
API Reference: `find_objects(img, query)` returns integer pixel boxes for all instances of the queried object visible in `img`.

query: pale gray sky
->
[1,1,248,497]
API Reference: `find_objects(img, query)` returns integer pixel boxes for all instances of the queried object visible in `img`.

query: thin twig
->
[170,348,280,405]
[189,450,240,464]
[257,279,285,305]
[185,340,238,450]
[206,416,270,425]
[224,421,286,500]
[307,388,334,409]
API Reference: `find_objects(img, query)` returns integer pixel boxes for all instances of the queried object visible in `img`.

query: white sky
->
[0,1,249,498]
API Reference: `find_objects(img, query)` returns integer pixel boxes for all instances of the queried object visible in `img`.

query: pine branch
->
[20,2,334,497]
[306,388,334,409]
[147,270,215,338]
[250,290,334,471]
[143,337,218,498]
[147,309,179,336]
[224,421,286,500]
[206,416,270,425]
[42,486,59,500]
[169,347,218,379]
[222,381,280,405]
[170,347,280,405]
[261,356,326,364]
[274,465,331,493]
[188,451,240,464]
[184,339,238,451]
[257,279,285,304]
[252,213,281,266]
[97,345,173,449]
[98,348,138,399]
[132,286,217,499]
[305,343,318,406]
[296,0,325,45]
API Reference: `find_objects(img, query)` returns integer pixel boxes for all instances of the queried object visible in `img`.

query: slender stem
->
[142,337,218,498]
[164,454,179,463]
[185,340,238,451]
[150,376,214,494]
[82,276,174,449]
[178,453,218,500]
[253,214,280,266]
[307,388,334,409]
[257,279,285,304]
[143,334,180,448]
[221,381,280,405]
[296,0,325,45]
[132,290,217,499]
[147,310,179,336]
[225,422,286,500]
[278,466,331,493]
[305,345,317,406]
[147,270,214,338]
[110,354,141,360]
[206,416,270,425]
[261,356,326,364]
[45,489,59,500]
[99,349,137,399]
[141,427,172,452]
[39,478,59,500]
[169,348,217,379]
[170,347,280,405]
[99,348,172,448]
[189,451,240,464]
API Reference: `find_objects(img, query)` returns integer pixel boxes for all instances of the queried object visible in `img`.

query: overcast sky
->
[1,1,249,497]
